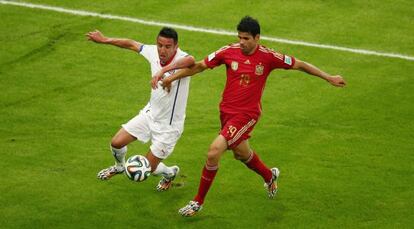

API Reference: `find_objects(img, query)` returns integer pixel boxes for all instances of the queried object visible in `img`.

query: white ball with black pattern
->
[124,155,151,182]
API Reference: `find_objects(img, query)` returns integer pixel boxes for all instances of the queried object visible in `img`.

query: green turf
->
[20,0,414,55]
[1,1,413,228]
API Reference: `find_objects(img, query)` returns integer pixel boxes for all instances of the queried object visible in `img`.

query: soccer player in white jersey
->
[86,27,195,191]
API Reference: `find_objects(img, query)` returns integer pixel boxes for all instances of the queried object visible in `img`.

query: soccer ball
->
[124,155,151,182]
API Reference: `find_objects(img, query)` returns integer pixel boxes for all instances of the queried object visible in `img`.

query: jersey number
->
[240,74,250,86]
[228,125,237,138]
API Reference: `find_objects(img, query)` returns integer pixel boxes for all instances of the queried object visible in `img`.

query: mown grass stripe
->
[1,0,413,62]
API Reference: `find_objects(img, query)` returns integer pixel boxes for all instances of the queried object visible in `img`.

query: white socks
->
[110,146,175,178]
[153,162,175,178]
[111,145,127,167]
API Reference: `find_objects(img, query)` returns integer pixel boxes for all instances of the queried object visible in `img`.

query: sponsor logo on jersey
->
[208,52,216,61]
[244,59,251,65]
[284,56,292,65]
[231,61,239,71]
[255,63,264,75]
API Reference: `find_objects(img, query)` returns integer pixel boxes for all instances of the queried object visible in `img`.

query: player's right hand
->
[161,78,172,93]
[86,30,107,43]
[151,75,163,90]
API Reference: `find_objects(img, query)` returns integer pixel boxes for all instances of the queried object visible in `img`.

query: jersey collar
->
[241,44,259,56]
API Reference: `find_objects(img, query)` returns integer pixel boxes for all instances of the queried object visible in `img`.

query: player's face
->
[156,36,178,65]
[238,32,260,55]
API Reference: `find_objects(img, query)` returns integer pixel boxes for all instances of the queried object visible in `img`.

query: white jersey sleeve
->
[175,49,189,60]
[138,44,157,62]
[138,45,160,76]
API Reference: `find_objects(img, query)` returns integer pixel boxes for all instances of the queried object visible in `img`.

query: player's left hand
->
[327,75,346,87]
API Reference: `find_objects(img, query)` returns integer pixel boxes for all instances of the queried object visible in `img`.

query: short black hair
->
[158,27,178,44]
[237,16,260,37]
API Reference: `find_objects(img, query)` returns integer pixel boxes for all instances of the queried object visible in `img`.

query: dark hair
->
[158,27,178,44]
[237,16,260,37]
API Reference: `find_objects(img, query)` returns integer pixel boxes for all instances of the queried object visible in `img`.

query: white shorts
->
[122,109,182,159]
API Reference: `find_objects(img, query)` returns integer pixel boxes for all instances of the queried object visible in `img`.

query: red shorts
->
[220,112,258,149]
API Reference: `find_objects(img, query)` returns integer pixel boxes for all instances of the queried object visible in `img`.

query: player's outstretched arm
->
[161,60,208,92]
[151,55,196,89]
[86,30,142,52]
[292,59,346,87]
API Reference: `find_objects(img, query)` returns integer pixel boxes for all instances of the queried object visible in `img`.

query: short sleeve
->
[204,46,227,69]
[139,45,157,62]
[176,48,189,59]
[270,52,296,70]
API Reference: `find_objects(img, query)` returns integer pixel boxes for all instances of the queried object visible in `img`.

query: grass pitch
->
[1,1,413,228]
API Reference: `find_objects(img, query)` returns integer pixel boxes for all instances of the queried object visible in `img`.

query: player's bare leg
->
[97,128,135,180]
[146,151,180,191]
[231,139,252,161]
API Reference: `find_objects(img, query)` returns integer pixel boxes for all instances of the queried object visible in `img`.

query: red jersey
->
[204,43,295,116]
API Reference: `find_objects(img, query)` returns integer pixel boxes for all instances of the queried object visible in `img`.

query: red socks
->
[244,152,272,183]
[193,164,218,205]
[193,152,271,205]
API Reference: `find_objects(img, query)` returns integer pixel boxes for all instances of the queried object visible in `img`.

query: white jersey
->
[138,45,191,130]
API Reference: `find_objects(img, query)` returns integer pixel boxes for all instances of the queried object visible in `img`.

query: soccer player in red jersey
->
[162,16,346,216]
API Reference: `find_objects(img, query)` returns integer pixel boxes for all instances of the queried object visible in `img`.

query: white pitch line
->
[1,0,413,62]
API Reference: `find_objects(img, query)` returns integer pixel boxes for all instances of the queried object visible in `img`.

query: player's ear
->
[254,34,260,42]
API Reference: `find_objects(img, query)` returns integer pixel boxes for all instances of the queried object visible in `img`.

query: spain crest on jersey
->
[231,61,238,71]
[255,64,264,75]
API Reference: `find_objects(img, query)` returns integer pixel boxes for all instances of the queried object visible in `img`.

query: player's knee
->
[233,152,244,161]
[207,151,218,161]
[232,150,250,161]
[207,145,221,161]
[110,137,125,149]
